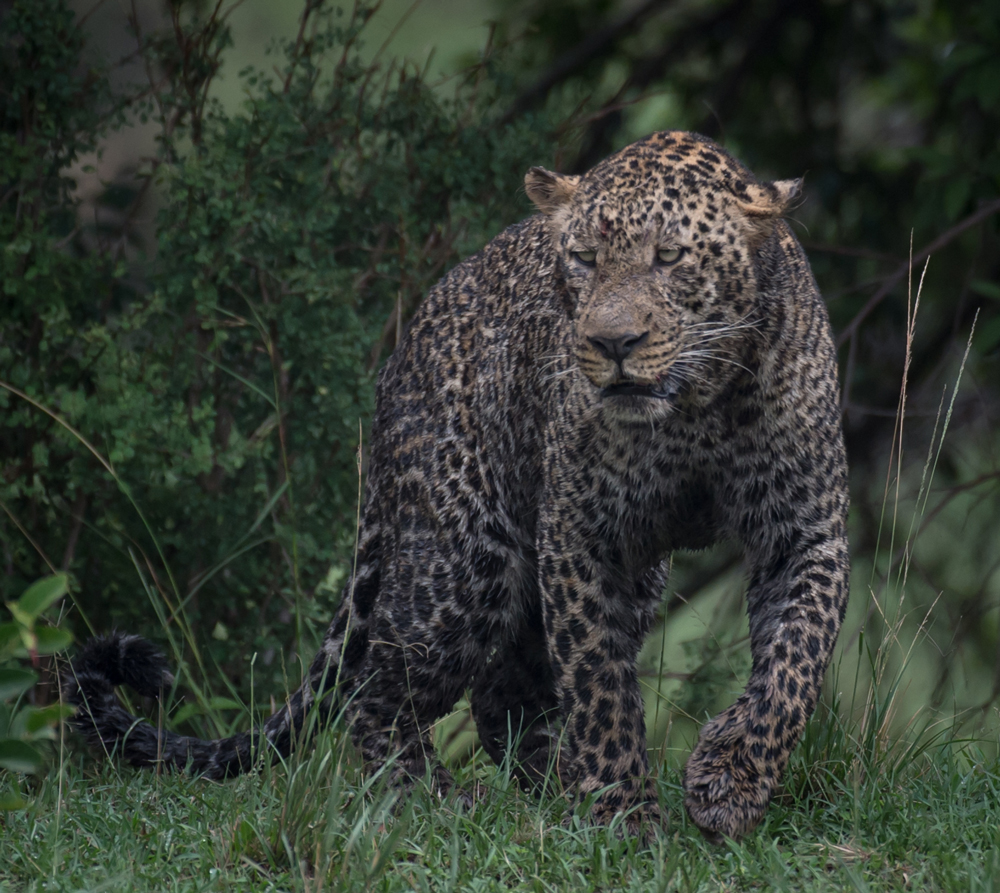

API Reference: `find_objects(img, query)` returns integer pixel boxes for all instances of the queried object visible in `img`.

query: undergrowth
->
[2,717,999,892]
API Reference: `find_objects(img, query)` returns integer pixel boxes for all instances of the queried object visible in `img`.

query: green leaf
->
[34,626,73,655]
[0,668,37,701]
[173,695,242,728]
[0,790,26,811]
[5,604,33,633]
[24,703,74,734]
[0,623,22,657]
[171,703,201,726]
[970,279,1000,302]
[208,697,242,711]
[0,739,44,774]
[16,574,69,621]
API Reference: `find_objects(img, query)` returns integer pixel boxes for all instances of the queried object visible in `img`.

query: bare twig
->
[837,198,1000,348]
[60,494,88,572]
[802,241,903,264]
[0,498,58,575]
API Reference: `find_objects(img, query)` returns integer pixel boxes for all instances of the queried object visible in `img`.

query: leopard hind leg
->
[470,605,561,791]
[343,606,474,797]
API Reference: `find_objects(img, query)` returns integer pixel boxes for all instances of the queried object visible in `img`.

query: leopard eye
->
[656,247,683,265]
[572,250,597,267]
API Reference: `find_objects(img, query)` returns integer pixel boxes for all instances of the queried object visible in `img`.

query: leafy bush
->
[0,573,73,809]
[0,0,555,715]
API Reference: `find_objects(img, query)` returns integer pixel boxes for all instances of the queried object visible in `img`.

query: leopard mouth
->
[601,382,669,399]
[600,372,685,401]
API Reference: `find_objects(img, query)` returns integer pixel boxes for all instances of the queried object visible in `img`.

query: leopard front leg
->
[684,527,850,841]
[538,504,666,837]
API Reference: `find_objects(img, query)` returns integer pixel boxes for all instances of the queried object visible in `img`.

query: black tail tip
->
[65,632,174,700]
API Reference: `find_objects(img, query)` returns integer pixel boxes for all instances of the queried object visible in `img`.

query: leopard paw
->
[683,716,776,842]
[587,781,665,841]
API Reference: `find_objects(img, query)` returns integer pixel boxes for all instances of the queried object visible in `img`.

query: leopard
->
[64,130,850,843]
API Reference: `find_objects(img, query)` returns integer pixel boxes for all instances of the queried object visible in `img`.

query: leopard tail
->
[61,599,357,780]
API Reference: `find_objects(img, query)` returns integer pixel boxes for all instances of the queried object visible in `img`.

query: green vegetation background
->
[2,0,1000,888]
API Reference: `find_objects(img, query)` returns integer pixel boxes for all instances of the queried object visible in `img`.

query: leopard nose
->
[587,331,649,364]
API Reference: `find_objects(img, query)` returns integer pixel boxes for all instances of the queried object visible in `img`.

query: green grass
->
[4,709,1000,893]
[4,263,997,892]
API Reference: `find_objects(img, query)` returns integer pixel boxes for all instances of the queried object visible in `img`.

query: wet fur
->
[64,131,849,842]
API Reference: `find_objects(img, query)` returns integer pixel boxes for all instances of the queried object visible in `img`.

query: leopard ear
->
[525,167,580,215]
[735,178,802,248]
[737,178,802,218]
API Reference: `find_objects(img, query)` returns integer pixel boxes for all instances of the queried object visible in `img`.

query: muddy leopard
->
[65,130,849,842]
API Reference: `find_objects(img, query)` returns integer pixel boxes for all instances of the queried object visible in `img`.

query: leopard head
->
[526,131,801,421]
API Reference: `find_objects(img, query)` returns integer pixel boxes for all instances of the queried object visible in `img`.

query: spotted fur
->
[64,131,849,842]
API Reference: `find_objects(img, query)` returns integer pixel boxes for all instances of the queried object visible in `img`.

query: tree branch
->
[694,0,803,137]
[836,197,1000,348]
[501,0,671,124]
[569,0,743,171]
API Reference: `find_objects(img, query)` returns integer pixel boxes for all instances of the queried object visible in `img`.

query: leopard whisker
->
[538,353,571,371]
[684,313,760,333]
[678,349,756,379]
[684,324,759,347]
[685,320,756,334]
[541,368,577,383]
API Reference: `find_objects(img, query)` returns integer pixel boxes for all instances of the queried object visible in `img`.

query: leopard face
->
[526,131,801,422]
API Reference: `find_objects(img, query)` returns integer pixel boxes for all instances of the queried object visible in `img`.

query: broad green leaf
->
[208,697,242,711]
[172,703,201,726]
[0,739,43,774]
[970,279,1000,302]
[174,696,243,724]
[0,623,20,654]
[17,574,69,620]
[5,604,33,632]
[5,706,29,740]
[0,790,26,811]
[34,626,73,655]
[24,703,74,734]
[0,668,37,701]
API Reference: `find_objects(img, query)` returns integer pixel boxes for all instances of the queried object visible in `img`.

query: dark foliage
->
[0,0,554,723]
